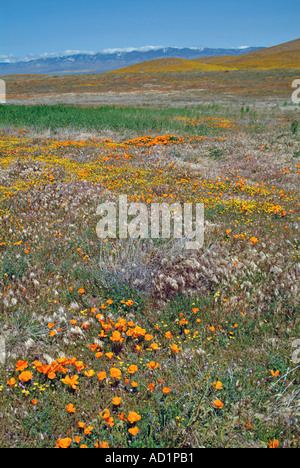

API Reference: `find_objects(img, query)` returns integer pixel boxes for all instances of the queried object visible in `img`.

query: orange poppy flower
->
[128,427,140,436]
[110,331,124,343]
[146,361,160,370]
[84,425,93,435]
[33,360,42,368]
[213,399,224,409]
[7,378,16,386]
[163,387,171,395]
[171,344,180,354]
[145,334,153,341]
[66,404,76,413]
[268,439,279,448]
[95,441,110,448]
[74,361,85,371]
[128,365,138,374]
[151,343,160,350]
[61,375,79,390]
[97,371,107,381]
[56,438,72,449]
[112,397,122,405]
[212,381,223,390]
[88,344,98,352]
[106,417,115,427]
[15,360,28,372]
[110,368,122,379]
[127,411,141,424]
[18,371,33,382]
[99,408,110,419]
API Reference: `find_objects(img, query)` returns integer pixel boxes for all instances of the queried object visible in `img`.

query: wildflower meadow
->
[0,100,299,448]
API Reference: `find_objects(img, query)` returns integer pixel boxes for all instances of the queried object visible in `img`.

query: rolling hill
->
[195,38,300,69]
[108,57,231,73]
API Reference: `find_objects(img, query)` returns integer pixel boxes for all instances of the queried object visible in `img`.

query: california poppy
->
[15,360,28,372]
[213,399,224,409]
[66,403,76,413]
[128,365,138,374]
[18,371,33,382]
[112,397,122,405]
[110,368,122,379]
[212,381,223,390]
[146,361,160,370]
[128,427,140,436]
[127,411,141,424]
[56,438,72,449]
[268,439,279,448]
[97,371,107,381]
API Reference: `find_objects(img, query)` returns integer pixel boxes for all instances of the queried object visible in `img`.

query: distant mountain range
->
[0,46,263,76]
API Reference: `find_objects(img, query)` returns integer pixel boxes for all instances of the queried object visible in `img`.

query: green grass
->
[0,104,221,135]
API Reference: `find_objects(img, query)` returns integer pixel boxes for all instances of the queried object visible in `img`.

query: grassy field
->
[2,70,298,105]
[0,104,235,134]
[0,99,299,448]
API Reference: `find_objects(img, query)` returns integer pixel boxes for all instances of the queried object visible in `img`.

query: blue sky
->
[1,0,299,60]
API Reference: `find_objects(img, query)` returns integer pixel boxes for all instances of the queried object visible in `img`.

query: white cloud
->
[0,54,19,63]
[100,45,166,54]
